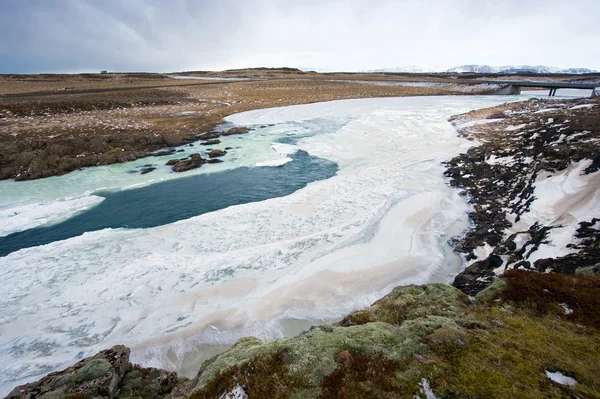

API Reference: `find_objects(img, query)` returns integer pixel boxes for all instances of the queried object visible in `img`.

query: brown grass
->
[501,269,600,328]
[188,351,306,399]
[319,352,402,399]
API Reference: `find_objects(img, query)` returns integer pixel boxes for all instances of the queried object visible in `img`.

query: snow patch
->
[417,378,440,399]
[255,157,293,167]
[545,370,577,386]
[220,386,248,399]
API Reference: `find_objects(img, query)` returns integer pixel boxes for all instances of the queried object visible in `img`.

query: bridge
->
[487,80,599,97]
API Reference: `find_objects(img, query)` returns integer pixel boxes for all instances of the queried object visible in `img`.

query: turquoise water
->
[0,151,337,257]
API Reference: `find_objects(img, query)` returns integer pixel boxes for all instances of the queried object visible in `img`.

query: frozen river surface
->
[0,95,528,394]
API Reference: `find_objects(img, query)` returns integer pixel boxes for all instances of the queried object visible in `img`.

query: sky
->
[1,0,599,74]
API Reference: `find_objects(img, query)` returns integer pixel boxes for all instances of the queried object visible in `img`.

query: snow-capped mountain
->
[366,65,444,73]
[366,65,597,74]
[446,65,597,74]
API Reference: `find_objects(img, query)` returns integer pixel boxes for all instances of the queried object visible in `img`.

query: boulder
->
[424,327,469,347]
[7,345,131,399]
[197,132,220,140]
[140,167,156,175]
[207,159,224,164]
[221,127,249,136]
[165,159,179,166]
[151,149,176,157]
[208,149,227,158]
[201,139,221,145]
[7,346,181,399]
[172,153,205,172]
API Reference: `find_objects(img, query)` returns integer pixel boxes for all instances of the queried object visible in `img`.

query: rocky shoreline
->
[1,72,490,181]
[445,96,600,295]
[5,97,600,398]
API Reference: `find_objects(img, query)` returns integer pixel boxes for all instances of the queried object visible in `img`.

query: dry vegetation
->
[0,69,504,180]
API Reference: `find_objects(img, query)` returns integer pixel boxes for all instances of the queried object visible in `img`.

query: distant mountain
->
[446,65,598,74]
[366,65,444,73]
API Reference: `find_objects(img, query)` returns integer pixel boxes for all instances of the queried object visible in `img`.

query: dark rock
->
[7,345,181,399]
[221,127,249,136]
[165,159,179,166]
[207,159,223,164]
[201,139,221,145]
[452,254,503,295]
[177,149,184,152]
[197,132,220,140]
[7,345,131,399]
[208,149,227,158]
[140,167,156,175]
[172,153,205,172]
[152,149,176,157]
[224,147,233,150]
[260,125,267,128]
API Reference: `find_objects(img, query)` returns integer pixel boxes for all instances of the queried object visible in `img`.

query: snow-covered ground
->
[0,95,527,395]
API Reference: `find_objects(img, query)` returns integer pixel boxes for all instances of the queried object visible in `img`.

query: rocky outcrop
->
[445,97,600,294]
[6,345,182,399]
[221,127,249,136]
[171,153,205,172]
[208,149,226,158]
[9,272,600,398]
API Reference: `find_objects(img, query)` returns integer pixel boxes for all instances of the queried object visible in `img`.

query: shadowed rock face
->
[6,345,183,399]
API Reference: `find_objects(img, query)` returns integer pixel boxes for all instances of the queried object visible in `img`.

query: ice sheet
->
[0,95,522,395]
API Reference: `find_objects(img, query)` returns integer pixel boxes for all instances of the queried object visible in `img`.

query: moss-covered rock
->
[341,283,470,326]
[474,277,507,303]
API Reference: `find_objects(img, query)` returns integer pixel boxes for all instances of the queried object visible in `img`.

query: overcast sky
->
[1,0,599,73]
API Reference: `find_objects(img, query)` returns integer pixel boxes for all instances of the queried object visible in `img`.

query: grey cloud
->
[1,0,598,73]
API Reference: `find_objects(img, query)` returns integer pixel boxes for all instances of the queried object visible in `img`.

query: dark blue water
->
[0,150,337,257]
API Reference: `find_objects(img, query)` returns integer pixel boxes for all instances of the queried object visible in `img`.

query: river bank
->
[0,70,504,181]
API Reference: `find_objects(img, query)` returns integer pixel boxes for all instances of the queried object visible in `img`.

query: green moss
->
[38,390,66,399]
[186,276,600,399]
[341,284,470,326]
[474,277,507,303]
[74,359,111,383]
[428,308,600,398]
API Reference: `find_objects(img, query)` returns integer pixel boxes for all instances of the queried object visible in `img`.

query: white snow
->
[545,370,577,386]
[534,108,559,114]
[507,159,600,264]
[170,75,250,81]
[417,379,441,399]
[486,155,515,166]
[220,386,248,399]
[560,303,574,315]
[255,157,293,167]
[0,195,105,237]
[455,118,504,129]
[505,123,527,131]
[569,104,594,110]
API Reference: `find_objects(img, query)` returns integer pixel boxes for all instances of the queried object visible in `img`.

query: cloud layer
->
[1,0,599,73]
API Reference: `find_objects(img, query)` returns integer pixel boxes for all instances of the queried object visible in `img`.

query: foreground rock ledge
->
[8,276,600,398]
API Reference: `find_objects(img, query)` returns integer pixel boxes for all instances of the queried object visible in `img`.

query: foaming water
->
[0,95,526,394]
